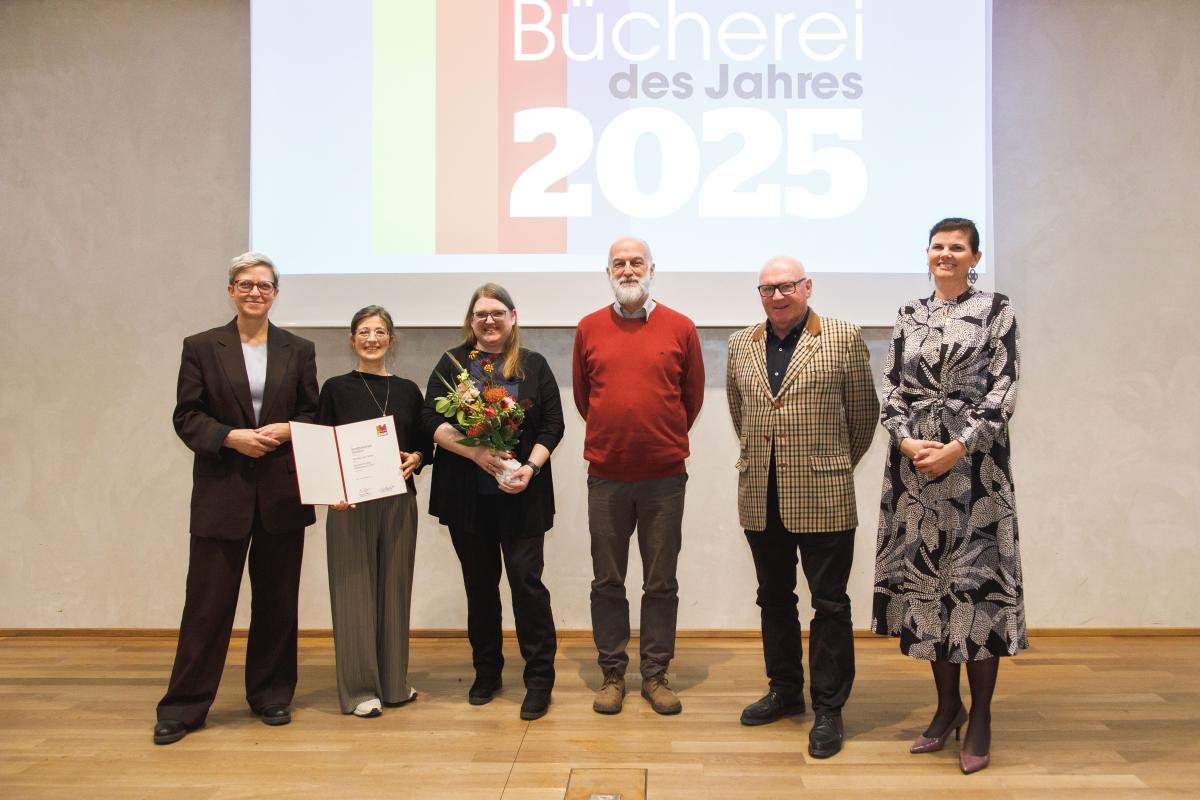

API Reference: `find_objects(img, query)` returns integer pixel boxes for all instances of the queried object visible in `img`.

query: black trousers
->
[745,462,855,714]
[448,498,556,690]
[157,511,305,728]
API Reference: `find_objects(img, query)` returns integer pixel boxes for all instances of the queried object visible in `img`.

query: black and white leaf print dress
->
[872,289,1028,661]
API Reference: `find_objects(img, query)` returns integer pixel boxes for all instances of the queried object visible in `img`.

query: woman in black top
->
[422,284,565,720]
[318,305,432,717]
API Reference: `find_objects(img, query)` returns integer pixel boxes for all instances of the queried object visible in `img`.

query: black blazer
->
[421,346,565,536]
[173,319,318,539]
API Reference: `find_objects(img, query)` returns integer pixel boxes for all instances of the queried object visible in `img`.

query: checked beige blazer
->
[726,310,879,533]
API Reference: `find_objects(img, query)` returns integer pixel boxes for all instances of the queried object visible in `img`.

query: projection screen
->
[251,0,992,326]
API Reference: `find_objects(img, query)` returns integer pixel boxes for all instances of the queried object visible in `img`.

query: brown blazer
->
[726,310,878,533]
[173,319,318,539]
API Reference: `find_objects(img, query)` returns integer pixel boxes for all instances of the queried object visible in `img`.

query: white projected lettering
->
[698,108,782,217]
[510,108,866,220]
[596,107,700,218]
[510,107,594,217]
[785,109,868,219]
[513,0,861,63]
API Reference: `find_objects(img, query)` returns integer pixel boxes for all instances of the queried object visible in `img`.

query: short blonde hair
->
[228,251,279,285]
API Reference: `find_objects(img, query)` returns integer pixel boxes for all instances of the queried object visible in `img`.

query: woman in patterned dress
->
[872,218,1026,775]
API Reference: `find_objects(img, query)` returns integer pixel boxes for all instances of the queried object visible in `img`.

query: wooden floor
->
[1,634,1198,799]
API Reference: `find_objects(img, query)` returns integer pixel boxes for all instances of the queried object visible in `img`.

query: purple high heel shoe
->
[959,749,990,774]
[910,706,968,754]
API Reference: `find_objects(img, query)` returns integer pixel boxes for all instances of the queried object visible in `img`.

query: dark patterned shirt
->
[764,310,808,395]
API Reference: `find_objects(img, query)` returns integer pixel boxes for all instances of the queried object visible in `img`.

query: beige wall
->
[1,1,1196,630]
[991,1,1200,625]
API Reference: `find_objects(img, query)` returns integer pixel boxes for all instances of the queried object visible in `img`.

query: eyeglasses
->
[756,279,808,298]
[472,310,509,322]
[233,280,277,295]
[355,328,390,340]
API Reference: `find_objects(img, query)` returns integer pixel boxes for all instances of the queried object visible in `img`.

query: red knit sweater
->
[572,303,705,480]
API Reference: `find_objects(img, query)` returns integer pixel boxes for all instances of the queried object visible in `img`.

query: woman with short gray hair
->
[154,252,318,745]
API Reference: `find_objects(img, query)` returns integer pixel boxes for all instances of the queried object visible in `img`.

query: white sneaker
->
[353,698,382,718]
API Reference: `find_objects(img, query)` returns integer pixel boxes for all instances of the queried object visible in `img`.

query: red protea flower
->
[483,386,507,404]
[483,406,497,418]
[466,424,485,437]
[520,398,534,409]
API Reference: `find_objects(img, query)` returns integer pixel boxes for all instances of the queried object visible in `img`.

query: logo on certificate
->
[375,424,388,437]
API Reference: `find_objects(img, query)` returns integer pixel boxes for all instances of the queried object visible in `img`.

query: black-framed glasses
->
[233,280,277,295]
[756,279,807,298]
[473,310,509,322]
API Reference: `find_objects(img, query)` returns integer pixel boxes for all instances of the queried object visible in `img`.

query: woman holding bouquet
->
[422,284,565,720]
[317,305,431,718]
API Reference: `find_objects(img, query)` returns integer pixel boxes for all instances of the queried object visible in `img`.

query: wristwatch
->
[523,460,542,476]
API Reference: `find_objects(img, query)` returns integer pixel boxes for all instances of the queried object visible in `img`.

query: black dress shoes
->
[519,689,551,720]
[740,691,806,726]
[152,719,187,745]
[808,712,845,759]
[468,675,503,705]
[258,704,292,726]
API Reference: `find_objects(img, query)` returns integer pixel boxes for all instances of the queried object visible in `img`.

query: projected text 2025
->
[510,107,867,220]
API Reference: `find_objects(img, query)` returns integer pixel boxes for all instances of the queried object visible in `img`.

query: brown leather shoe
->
[641,673,682,715]
[593,671,626,714]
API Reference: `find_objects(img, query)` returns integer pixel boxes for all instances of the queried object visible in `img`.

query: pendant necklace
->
[357,370,390,416]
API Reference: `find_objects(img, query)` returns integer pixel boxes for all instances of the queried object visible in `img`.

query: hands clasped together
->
[900,438,966,479]
[223,423,291,458]
[473,447,532,495]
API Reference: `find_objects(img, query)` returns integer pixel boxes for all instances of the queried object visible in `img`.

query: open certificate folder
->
[289,416,408,505]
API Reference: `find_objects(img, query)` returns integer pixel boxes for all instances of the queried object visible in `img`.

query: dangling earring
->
[968,266,978,286]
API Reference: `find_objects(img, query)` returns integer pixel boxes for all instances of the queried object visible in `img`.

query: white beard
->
[611,277,650,307]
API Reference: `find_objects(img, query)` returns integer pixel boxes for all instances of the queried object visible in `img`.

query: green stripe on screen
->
[373,0,435,255]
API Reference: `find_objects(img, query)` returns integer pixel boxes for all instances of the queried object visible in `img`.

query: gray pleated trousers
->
[326,492,418,713]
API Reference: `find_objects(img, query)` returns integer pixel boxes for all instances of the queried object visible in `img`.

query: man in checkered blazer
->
[725,256,878,759]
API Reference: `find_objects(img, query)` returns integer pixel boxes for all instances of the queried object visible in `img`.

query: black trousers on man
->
[744,461,855,714]
[157,508,305,729]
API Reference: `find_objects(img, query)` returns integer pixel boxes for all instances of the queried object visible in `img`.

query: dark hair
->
[928,217,980,254]
[462,283,524,381]
[350,305,395,337]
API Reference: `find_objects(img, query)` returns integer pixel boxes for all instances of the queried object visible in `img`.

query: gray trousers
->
[588,473,687,679]
[326,493,418,713]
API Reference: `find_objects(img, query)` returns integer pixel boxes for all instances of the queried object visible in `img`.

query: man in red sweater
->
[572,236,705,716]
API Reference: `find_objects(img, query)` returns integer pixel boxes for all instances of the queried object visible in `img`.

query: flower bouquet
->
[434,351,529,484]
